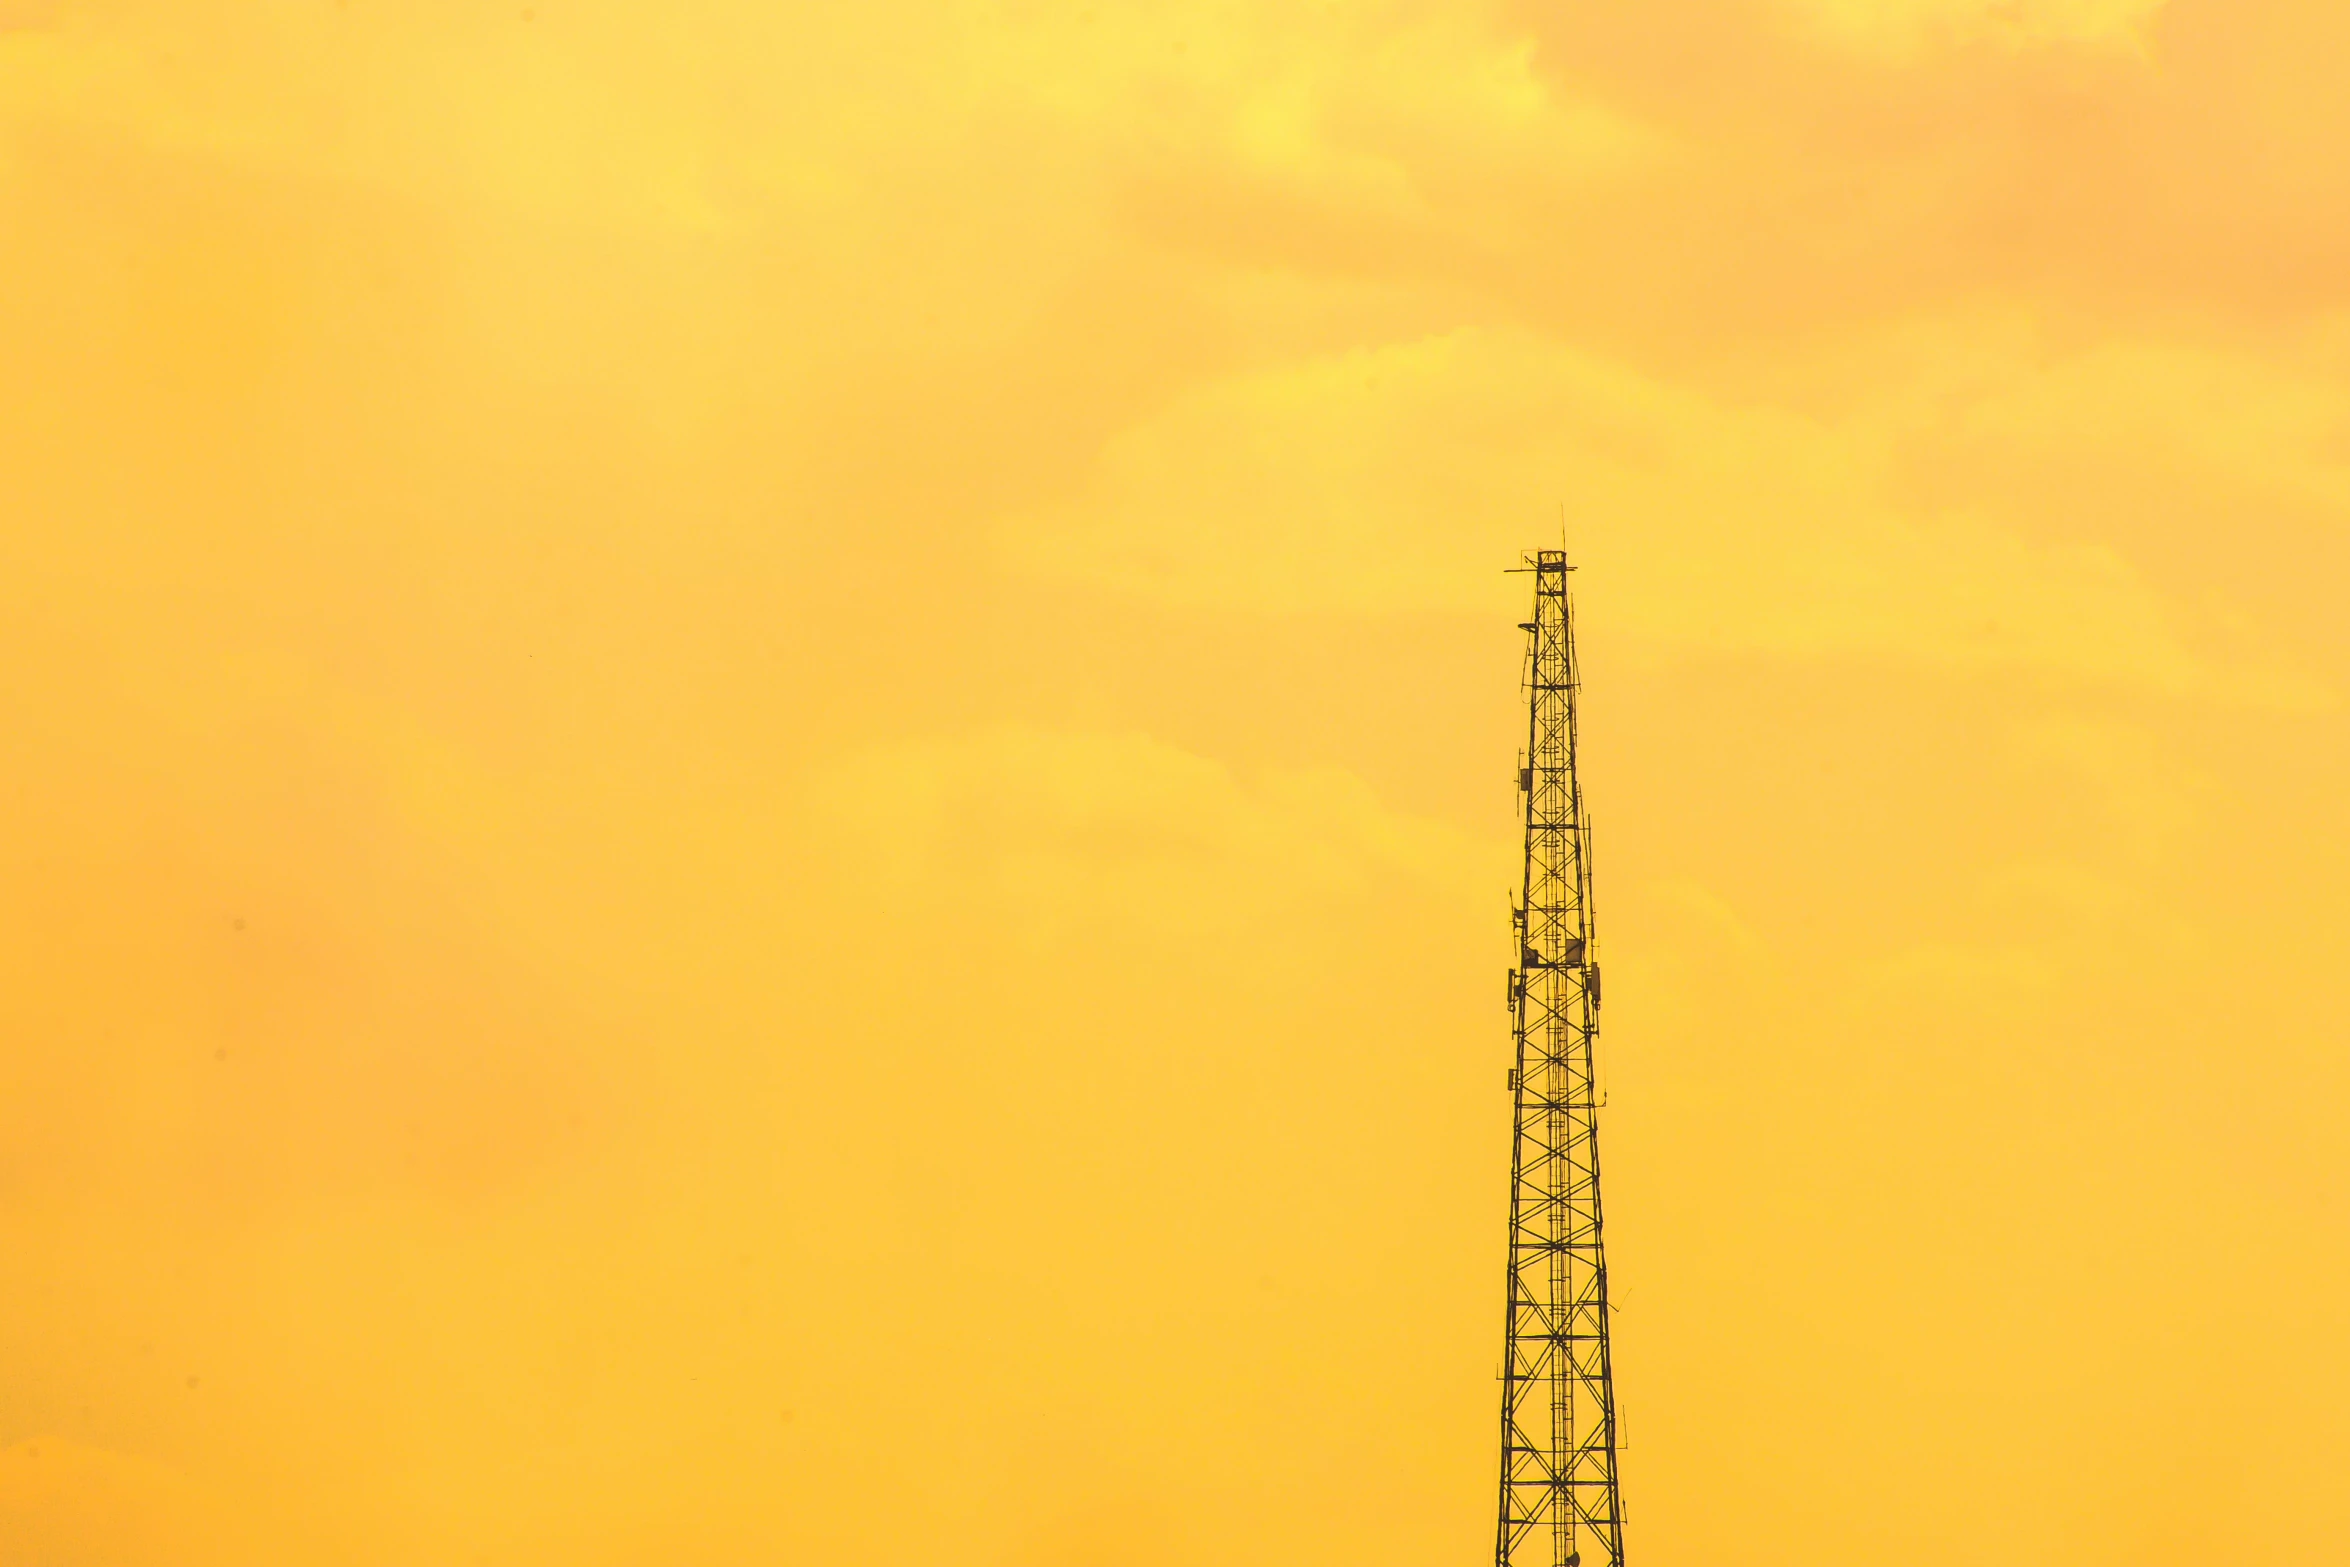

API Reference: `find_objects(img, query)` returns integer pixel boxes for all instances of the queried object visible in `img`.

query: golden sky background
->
[4,1,2349,1562]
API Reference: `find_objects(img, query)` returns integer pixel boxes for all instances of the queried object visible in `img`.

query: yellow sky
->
[4,1,2348,1562]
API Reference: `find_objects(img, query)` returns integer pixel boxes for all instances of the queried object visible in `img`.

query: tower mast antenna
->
[1495,548,1625,1567]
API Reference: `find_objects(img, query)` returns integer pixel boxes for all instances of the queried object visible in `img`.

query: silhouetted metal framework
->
[1495,549,1624,1567]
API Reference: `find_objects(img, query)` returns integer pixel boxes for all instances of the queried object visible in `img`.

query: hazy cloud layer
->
[3,3,2349,1565]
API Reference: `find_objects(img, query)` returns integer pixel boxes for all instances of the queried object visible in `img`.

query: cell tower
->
[1495,549,1625,1567]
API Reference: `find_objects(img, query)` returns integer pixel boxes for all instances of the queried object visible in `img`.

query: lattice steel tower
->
[1495,549,1624,1567]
